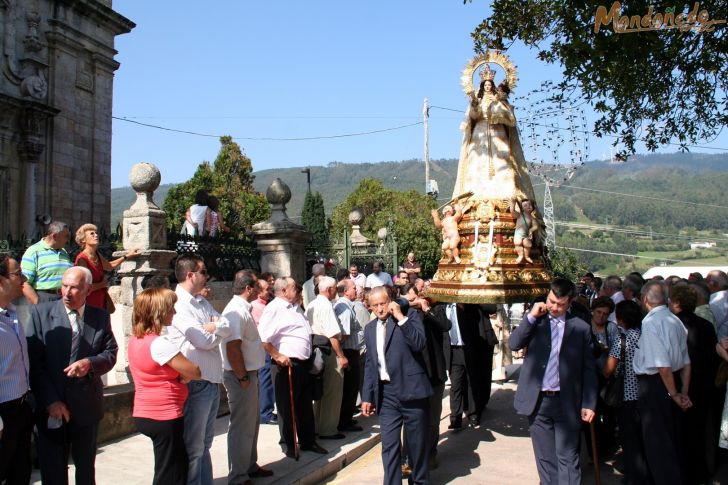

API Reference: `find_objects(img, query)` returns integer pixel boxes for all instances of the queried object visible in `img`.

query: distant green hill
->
[110,152,728,230]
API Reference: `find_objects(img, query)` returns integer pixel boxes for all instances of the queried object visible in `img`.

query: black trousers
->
[449,346,471,423]
[379,385,429,485]
[339,349,361,428]
[528,393,582,485]
[617,400,651,485]
[0,397,33,485]
[637,373,686,485]
[271,359,316,450]
[134,416,188,485]
[36,416,99,485]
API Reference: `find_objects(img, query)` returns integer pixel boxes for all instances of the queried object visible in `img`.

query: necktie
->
[545,318,561,388]
[69,310,81,362]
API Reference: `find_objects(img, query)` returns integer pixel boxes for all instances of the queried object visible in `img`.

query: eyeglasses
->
[8,269,24,278]
[194,269,208,276]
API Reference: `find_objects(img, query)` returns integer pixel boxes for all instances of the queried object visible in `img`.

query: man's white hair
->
[66,266,93,285]
[317,276,336,291]
[312,263,326,276]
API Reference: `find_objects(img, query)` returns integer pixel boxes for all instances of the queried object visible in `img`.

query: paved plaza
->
[28,378,680,485]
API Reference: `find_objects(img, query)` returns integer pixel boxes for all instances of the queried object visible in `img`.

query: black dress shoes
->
[249,467,274,478]
[448,420,462,430]
[319,433,346,440]
[300,442,329,454]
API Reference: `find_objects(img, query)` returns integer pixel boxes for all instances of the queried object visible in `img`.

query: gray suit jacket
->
[509,312,597,429]
[27,300,118,426]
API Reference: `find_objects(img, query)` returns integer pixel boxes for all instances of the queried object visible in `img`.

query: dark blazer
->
[509,312,597,429]
[27,300,118,426]
[422,305,451,385]
[675,310,719,404]
[362,308,432,412]
[443,304,498,370]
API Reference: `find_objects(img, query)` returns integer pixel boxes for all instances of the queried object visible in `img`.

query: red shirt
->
[128,334,188,420]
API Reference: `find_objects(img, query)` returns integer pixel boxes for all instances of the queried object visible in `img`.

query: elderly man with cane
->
[258,277,327,459]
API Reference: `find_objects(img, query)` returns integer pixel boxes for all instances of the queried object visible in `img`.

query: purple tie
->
[544,318,561,389]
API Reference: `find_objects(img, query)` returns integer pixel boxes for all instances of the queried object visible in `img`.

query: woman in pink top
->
[128,288,201,485]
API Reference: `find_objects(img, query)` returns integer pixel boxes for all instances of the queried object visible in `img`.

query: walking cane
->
[288,365,299,461]
[589,421,601,485]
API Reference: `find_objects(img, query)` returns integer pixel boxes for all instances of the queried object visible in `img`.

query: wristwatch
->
[238,374,250,382]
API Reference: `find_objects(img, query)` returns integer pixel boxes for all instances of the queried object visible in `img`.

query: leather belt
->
[541,390,560,397]
[0,392,29,409]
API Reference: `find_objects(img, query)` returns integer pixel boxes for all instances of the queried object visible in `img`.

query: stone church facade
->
[0,0,134,238]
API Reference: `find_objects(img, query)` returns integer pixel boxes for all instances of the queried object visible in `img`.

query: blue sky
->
[110,1,727,188]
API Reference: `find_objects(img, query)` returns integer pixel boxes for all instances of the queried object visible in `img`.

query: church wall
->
[0,0,134,239]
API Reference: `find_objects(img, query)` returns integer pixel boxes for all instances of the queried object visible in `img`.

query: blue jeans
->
[258,355,276,422]
[183,380,220,485]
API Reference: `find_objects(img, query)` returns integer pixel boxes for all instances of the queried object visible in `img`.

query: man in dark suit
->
[509,278,597,485]
[361,287,432,485]
[26,266,118,485]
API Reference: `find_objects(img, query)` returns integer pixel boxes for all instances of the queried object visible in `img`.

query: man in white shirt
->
[302,263,325,309]
[167,255,231,485]
[221,270,273,485]
[334,279,364,432]
[633,280,691,485]
[365,261,393,289]
[348,264,366,289]
[706,270,728,338]
[258,277,327,457]
[307,276,348,439]
[600,275,623,321]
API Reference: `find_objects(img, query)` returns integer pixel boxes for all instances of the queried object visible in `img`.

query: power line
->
[556,246,683,262]
[558,184,728,210]
[112,116,423,141]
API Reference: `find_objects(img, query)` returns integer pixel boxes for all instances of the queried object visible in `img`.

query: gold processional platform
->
[425,198,552,304]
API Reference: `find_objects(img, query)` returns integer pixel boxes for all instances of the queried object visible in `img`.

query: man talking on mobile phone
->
[509,278,597,485]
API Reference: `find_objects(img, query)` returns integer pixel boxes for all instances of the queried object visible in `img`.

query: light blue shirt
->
[633,305,690,375]
[0,304,30,403]
[446,303,465,346]
[526,313,565,391]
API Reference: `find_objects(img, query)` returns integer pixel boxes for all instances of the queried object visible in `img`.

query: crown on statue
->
[480,65,496,82]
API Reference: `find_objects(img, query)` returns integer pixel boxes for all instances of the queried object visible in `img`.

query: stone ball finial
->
[266,178,291,205]
[129,162,161,194]
[348,208,364,226]
[377,227,388,240]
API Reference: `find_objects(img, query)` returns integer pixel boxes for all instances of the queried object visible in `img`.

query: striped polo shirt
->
[21,239,72,290]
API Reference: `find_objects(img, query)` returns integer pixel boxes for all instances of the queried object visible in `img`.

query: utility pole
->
[423,97,430,194]
[543,182,556,250]
[301,167,311,193]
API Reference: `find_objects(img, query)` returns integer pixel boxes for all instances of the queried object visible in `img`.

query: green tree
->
[468,0,727,158]
[163,137,270,235]
[548,247,587,281]
[302,191,330,249]
[329,179,441,277]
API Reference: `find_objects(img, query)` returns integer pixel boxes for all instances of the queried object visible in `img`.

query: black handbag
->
[600,333,625,407]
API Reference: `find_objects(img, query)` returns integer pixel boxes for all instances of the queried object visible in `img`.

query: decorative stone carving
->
[123,162,166,249]
[2,2,49,100]
[348,208,373,247]
[113,162,176,384]
[253,179,311,283]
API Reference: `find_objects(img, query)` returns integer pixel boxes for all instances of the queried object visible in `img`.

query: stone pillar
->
[252,178,311,283]
[109,162,176,385]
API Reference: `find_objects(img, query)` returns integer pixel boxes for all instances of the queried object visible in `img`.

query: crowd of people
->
[2,221,728,485]
[513,271,728,485]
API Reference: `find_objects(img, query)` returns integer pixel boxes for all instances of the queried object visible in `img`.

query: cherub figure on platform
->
[432,202,472,264]
[510,198,540,264]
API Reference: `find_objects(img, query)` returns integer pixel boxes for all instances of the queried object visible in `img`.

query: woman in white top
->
[183,190,211,236]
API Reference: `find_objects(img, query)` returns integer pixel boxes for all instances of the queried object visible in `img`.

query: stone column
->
[252,178,311,283]
[109,162,176,385]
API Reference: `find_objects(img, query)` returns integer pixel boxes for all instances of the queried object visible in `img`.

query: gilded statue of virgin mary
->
[452,52,536,202]
[425,51,551,304]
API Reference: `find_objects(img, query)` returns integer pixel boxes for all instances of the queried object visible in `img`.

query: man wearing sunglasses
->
[167,254,231,485]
